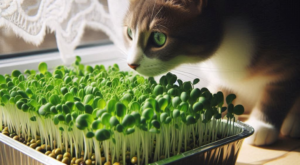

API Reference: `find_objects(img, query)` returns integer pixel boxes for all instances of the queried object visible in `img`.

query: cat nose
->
[128,63,140,70]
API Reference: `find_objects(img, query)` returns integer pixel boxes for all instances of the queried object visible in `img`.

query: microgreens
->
[0,56,244,165]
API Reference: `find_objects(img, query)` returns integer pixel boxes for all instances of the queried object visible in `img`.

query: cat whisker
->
[178,64,245,73]
[152,6,163,21]
[155,24,168,30]
[151,0,157,20]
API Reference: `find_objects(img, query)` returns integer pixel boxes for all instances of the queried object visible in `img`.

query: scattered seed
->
[49,153,56,158]
[63,152,71,158]
[55,148,62,155]
[30,143,37,149]
[13,135,19,141]
[85,159,92,165]
[131,157,138,164]
[104,161,111,165]
[45,151,52,156]
[62,157,70,164]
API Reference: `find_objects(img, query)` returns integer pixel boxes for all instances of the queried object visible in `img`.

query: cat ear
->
[165,0,208,13]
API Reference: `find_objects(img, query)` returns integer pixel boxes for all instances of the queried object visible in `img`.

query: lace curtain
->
[0,0,129,63]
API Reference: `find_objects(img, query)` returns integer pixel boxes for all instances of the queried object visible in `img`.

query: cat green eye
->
[152,32,166,47]
[127,27,133,40]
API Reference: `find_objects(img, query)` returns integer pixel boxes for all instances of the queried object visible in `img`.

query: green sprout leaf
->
[142,108,154,121]
[129,102,140,111]
[100,112,112,126]
[38,103,53,116]
[122,114,135,128]
[38,62,48,74]
[95,128,111,141]
[193,78,200,85]
[160,112,168,123]
[116,102,126,117]
[107,99,117,113]
[109,116,120,127]
[151,120,161,129]
[75,101,85,111]
[226,94,236,105]
[92,120,101,130]
[153,85,164,96]
[171,96,181,108]
[85,105,93,114]
[75,114,93,130]
[234,105,244,115]
[0,75,5,84]
[50,94,61,105]
[86,132,95,138]
[11,70,22,78]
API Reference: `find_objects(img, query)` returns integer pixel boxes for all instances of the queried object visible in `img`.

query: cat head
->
[124,0,223,76]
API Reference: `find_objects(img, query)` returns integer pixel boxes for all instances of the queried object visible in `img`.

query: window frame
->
[0,43,127,75]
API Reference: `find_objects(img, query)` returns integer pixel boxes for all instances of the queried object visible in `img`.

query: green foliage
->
[0,55,244,148]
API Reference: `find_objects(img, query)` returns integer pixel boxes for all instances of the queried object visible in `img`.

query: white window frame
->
[0,44,129,75]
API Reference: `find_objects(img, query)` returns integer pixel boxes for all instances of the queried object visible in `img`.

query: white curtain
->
[0,0,129,63]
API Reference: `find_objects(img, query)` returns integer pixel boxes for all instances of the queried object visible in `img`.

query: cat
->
[122,0,300,146]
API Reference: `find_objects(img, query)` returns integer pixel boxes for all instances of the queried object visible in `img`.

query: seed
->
[56,154,63,161]
[55,148,62,155]
[131,157,138,164]
[80,161,87,165]
[36,140,41,145]
[75,158,83,164]
[2,131,9,136]
[30,139,36,144]
[26,142,30,146]
[45,151,52,156]
[71,157,76,164]
[40,144,46,150]
[104,162,111,165]
[92,161,95,165]
[63,152,71,158]
[85,159,92,165]
[90,154,95,160]
[3,127,8,131]
[49,153,56,158]
[62,157,70,164]
[113,162,120,165]
[30,143,37,149]
[13,135,19,141]
[36,147,45,153]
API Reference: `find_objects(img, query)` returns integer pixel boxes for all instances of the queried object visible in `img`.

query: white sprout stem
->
[93,138,102,165]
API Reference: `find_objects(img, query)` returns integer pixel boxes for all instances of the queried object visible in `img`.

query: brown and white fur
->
[123,0,300,146]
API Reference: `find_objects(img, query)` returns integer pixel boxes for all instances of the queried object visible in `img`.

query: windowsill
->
[0,44,129,75]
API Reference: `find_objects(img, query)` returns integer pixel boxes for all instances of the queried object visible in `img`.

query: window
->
[0,0,128,75]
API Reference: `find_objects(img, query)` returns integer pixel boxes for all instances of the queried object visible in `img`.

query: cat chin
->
[135,67,170,77]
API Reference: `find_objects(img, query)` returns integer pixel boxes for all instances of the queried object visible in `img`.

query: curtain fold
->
[0,0,129,63]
